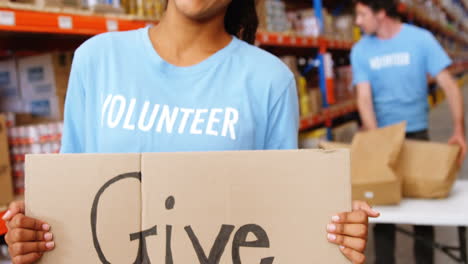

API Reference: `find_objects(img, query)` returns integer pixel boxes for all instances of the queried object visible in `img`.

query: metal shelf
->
[398,2,468,45]
[0,4,151,35]
[300,101,357,131]
[256,31,354,50]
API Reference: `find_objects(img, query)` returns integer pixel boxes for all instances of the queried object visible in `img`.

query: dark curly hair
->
[225,0,259,44]
[355,0,400,18]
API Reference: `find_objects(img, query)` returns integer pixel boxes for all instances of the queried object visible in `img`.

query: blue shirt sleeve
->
[60,48,87,154]
[351,46,370,85]
[265,77,299,150]
[423,31,452,77]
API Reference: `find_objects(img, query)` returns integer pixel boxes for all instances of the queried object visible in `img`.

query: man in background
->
[351,0,466,263]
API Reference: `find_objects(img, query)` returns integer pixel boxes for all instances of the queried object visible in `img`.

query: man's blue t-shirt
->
[61,27,299,153]
[351,24,452,132]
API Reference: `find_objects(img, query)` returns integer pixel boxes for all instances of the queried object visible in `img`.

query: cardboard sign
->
[26,150,351,263]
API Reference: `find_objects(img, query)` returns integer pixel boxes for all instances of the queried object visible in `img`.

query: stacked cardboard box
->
[0,52,71,121]
[286,9,355,41]
[18,53,71,120]
[334,66,354,103]
[257,0,291,33]
[308,88,323,115]
[288,9,321,37]
[332,121,358,143]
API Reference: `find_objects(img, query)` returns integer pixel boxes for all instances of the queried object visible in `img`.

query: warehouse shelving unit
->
[0,1,465,132]
[0,2,464,133]
[0,0,467,219]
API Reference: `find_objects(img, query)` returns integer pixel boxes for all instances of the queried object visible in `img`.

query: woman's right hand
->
[2,201,55,264]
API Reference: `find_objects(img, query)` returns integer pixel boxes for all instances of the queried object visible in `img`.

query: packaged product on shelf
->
[334,15,354,41]
[18,52,71,99]
[0,97,26,113]
[308,88,322,115]
[332,121,358,143]
[82,0,125,14]
[298,77,310,117]
[299,128,327,149]
[18,52,70,120]
[0,59,20,98]
[7,120,63,196]
[290,9,320,37]
[280,56,300,77]
[22,94,66,120]
[335,66,354,103]
[2,112,16,128]
[323,9,335,39]
[257,0,291,33]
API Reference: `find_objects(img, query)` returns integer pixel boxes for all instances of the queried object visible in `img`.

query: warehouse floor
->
[365,82,468,264]
[1,84,467,264]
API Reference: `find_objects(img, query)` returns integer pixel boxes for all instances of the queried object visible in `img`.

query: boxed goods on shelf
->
[257,0,291,33]
[7,0,80,8]
[308,88,322,115]
[288,9,320,37]
[332,121,358,143]
[0,52,73,120]
[334,15,354,42]
[286,9,355,41]
[18,52,71,99]
[0,59,20,98]
[299,128,327,148]
[334,66,354,103]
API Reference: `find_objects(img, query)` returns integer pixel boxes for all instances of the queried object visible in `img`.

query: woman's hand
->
[327,200,380,264]
[3,201,55,264]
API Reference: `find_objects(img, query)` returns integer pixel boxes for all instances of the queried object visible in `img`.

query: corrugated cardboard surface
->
[26,150,351,263]
[0,114,13,206]
[26,154,141,263]
[350,123,405,205]
[319,141,403,205]
[399,140,460,198]
[319,124,460,202]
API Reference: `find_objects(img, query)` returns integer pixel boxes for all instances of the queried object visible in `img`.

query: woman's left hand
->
[326,200,380,264]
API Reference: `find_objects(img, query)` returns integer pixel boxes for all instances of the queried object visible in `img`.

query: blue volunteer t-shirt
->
[351,24,452,132]
[61,27,299,153]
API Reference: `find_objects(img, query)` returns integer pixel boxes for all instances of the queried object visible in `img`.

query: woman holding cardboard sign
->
[3,0,379,263]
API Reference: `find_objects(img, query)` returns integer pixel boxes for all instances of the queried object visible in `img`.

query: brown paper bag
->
[398,140,460,198]
[350,123,406,205]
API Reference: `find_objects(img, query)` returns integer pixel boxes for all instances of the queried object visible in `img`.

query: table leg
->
[459,226,467,264]
[396,226,467,263]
